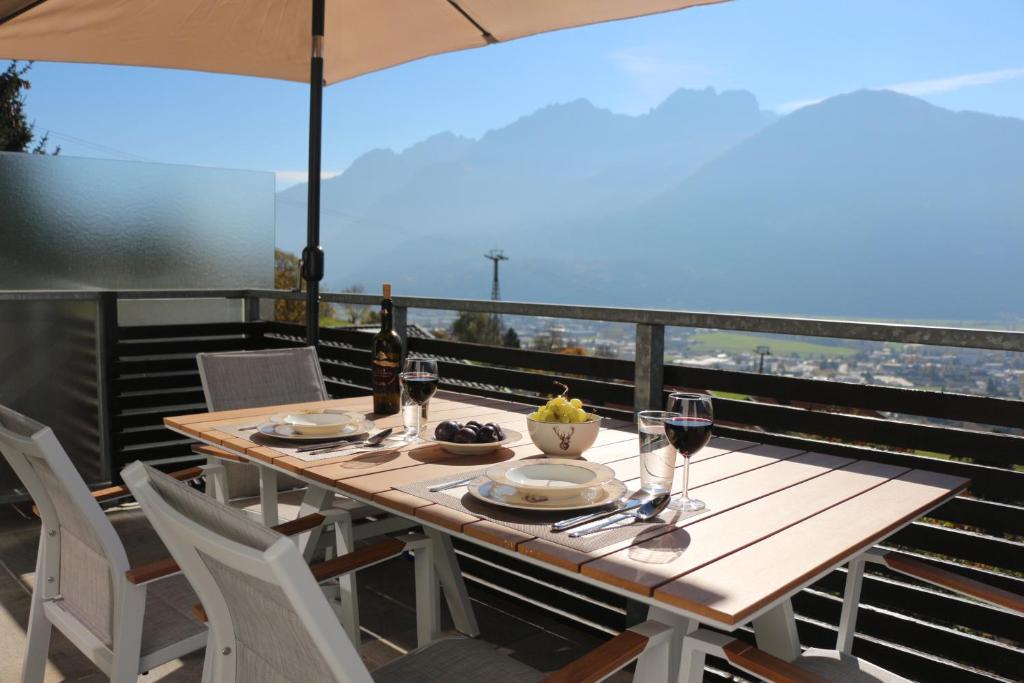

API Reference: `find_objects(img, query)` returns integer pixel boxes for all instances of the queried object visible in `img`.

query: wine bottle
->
[371,283,402,415]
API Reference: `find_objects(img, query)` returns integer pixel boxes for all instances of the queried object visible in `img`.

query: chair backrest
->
[0,405,128,647]
[122,461,369,683]
[196,347,328,412]
[196,347,328,498]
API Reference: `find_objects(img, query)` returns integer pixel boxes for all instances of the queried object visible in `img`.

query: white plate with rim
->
[467,477,626,511]
[275,411,361,436]
[424,428,522,456]
[257,417,374,442]
[485,458,614,501]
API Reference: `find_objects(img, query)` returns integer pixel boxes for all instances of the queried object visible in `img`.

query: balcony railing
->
[1,287,1021,682]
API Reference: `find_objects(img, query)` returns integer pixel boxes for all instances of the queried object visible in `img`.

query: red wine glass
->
[664,392,714,511]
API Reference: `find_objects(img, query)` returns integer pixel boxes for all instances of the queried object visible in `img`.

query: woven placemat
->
[220,423,397,463]
[399,469,708,553]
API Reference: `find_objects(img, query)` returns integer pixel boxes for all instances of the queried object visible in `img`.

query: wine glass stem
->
[412,404,421,441]
[681,453,690,500]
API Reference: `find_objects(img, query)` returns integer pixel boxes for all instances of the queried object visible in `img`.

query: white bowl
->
[282,412,360,436]
[485,458,614,501]
[526,415,602,457]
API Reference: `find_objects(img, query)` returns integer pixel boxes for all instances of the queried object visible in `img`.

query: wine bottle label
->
[372,359,399,390]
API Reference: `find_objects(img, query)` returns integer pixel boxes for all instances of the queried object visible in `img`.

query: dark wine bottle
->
[371,283,402,415]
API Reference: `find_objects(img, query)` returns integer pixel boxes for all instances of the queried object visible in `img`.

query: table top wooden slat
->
[518,450,854,572]
[164,394,967,626]
[652,468,969,624]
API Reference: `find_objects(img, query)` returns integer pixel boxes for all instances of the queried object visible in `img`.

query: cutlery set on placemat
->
[427,460,672,538]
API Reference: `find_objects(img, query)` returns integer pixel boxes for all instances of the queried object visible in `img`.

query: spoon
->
[298,428,394,455]
[568,492,671,538]
[552,489,650,532]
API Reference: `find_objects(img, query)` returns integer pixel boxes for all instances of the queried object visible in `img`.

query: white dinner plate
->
[467,478,627,511]
[256,418,374,442]
[424,428,522,456]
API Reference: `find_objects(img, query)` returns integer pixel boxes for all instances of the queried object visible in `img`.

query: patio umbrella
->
[0,0,729,344]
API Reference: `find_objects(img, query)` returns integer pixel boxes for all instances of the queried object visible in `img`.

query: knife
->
[551,490,649,532]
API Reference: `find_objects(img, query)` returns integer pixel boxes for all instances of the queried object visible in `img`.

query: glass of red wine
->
[399,359,439,442]
[664,392,714,511]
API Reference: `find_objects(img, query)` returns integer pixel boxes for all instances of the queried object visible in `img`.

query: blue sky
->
[19,0,1024,189]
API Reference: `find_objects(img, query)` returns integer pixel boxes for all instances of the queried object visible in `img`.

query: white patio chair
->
[122,460,675,683]
[0,405,209,683]
[680,550,1024,682]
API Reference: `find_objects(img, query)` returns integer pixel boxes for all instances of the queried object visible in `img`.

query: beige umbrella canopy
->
[0,0,728,341]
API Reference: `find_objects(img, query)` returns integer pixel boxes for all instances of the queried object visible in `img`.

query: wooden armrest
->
[33,465,207,517]
[722,640,827,683]
[879,552,1024,615]
[540,630,649,683]
[193,443,248,463]
[123,513,328,584]
[272,513,326,536]
[125,557,180,584]
[310,537,405,582]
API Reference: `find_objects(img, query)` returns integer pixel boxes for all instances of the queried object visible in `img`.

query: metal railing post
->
[95,291,118,482]
[634,323,665,413]
[243,294,263,348]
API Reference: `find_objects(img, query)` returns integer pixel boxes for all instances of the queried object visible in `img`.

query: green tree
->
[531,327,567,352]
[502,327,521,349]
[340,284,367,324]
[1,61,59,154]
[450,311,501,345]
[273,248,336,324]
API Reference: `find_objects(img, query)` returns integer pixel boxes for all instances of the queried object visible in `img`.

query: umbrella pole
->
[302,0,326,346]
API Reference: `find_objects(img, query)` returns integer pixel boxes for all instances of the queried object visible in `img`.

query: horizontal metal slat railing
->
[2,287,1021,682]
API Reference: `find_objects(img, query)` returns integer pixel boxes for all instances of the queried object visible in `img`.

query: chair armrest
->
[871,550,1024,615]
[125,557,180,585]
[190,536,410,622]
[95,465,206,503]
[272,512,326,536]
[310,537,406,582]
[125,513,329,584]
[33,465,208,517]
[683,628,827,683]
[540,620,670,683]
[192,603,208,623]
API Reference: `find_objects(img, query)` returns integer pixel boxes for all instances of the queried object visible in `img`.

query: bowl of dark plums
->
[427,420,522,455]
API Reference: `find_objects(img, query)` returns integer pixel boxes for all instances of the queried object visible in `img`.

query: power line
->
[39,129,155,162]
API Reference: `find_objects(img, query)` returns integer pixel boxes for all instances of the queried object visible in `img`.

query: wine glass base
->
[669,496,705,512]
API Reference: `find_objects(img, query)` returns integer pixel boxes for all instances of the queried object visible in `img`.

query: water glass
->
[637,411,681,494]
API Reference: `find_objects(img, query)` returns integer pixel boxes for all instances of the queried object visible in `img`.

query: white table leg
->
[634,605,697,683]
[425,528,480,637]
[295,485,334,561]
[258,466,279,527]
[752,598,801,661]
[837,557,866,653]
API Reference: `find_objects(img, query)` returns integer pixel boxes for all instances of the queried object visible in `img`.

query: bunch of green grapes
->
[529,382,594,423]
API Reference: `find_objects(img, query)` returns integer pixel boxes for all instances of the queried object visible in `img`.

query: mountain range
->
[276,87,1024,319]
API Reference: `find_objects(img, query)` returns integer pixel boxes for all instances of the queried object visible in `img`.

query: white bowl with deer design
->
[525,415,602,458]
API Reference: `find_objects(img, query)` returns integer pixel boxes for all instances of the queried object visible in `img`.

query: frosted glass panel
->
[0,300,100,498]
[0,152,274,289]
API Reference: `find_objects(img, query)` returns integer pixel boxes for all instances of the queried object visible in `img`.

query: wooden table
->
[165,391,968,682]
